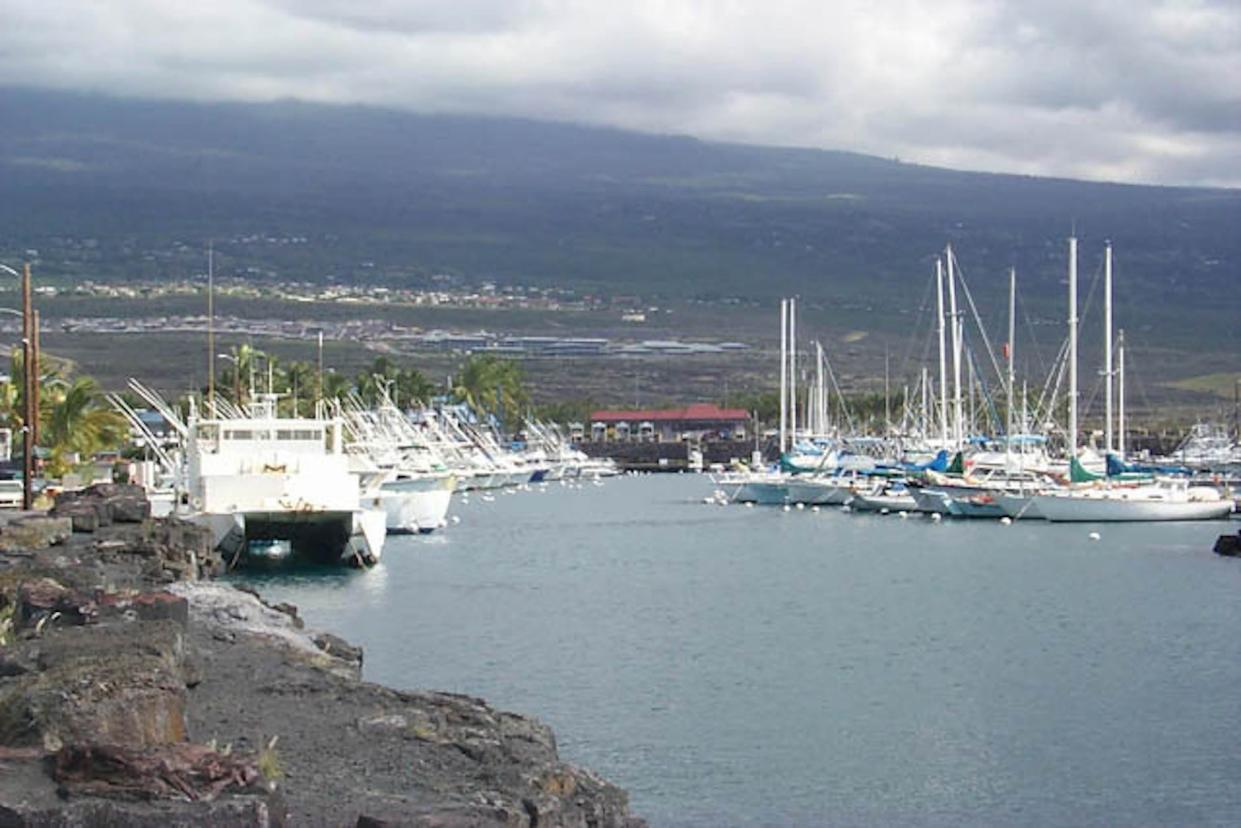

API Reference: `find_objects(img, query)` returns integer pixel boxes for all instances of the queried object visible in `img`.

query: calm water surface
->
[239,475,1241,826]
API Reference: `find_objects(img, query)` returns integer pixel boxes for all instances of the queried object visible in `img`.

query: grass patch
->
[1164,372,1241,399]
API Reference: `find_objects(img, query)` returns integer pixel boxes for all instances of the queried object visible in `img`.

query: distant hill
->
[1,87,1238,353]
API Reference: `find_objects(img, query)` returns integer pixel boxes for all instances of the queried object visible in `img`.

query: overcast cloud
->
[3,0,1239,187]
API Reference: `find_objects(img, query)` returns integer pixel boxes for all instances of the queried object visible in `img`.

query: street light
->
[0,262,34,510]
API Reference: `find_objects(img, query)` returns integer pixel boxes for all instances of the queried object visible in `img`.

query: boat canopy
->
[1070,456,1104,484]
[1105,453,1190,477]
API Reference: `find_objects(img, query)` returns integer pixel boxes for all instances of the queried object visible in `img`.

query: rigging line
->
[963,336,1004,435]
[948,248,1007,398]
[1075,251,1107,369]
[821,348,856,436]
[897,267,937,382]
[1036,338,1070,429]
[1019,296,1050,386]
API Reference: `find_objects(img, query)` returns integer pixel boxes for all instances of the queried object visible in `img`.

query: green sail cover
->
[1069,456,1104,483]
[946,452,964,475]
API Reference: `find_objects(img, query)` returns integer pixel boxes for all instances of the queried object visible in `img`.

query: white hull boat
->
[1029,484,1232,522]
[381,472,457,534]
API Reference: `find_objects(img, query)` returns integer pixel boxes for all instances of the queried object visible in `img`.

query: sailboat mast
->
[936,258,948,446]
[815,341,825,435]
[789,298,797,445]
[1007,267,1016,438]
[1117,328,1126,458]
[779,299,788,454]
[947,246,963,448]
[921,366,929,440]
[1104,241,1114,454]
[883,350,890,436]
[1068,235,1079,459]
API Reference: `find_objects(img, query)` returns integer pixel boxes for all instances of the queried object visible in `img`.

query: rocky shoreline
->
[0,485,644,827]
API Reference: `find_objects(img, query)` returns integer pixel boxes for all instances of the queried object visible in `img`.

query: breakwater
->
[0,485,643,827]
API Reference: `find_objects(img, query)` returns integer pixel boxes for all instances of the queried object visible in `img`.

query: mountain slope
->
[0,87,1238,350]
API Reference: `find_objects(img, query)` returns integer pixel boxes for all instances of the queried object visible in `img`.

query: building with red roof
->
[585,403,750,442]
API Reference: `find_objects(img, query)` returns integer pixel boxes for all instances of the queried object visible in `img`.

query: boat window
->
[275,429,322,441]
[225,429,254,440]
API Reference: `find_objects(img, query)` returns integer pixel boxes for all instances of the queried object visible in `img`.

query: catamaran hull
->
[1029,495,1233,522]
[193,509,386,567]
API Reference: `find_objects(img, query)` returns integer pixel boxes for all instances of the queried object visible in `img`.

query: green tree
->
[277,360,318,417]
[320,369,352,403]
[452,354,528,428]
[42,376,128,478]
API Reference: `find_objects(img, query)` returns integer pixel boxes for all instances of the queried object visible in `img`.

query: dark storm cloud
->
[1,0,1237,186]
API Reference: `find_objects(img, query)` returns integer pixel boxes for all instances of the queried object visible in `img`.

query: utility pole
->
[31,308,40,448]
[22,263,34,511]
[317,331,324,406]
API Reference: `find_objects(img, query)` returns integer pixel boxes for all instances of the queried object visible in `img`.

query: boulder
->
[52,484,152,532]
[0,516,74,552]
[1214,532,1241,557]
[0,620,190,751]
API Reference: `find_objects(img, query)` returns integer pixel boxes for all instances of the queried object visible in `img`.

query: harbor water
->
[238,475,1241,826]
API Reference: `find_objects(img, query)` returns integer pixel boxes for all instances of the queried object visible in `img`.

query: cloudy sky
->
[4,0,1239,187]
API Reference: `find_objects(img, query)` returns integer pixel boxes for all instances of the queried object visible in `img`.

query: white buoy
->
[898,510,908,519]
[745,502,755,508]
[811,506,820,513]
[879,507,890,515]
[930,512,942,522]
[1000,516,1012,526]
[796,502,805,510]
[783,504,791,512]
[450,515,461,524]
[1089,531,1101,541]
[703,496,715,504]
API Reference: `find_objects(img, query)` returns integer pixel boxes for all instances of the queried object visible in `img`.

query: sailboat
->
[1024,240,1231,522]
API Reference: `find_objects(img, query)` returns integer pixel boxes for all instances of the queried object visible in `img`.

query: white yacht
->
[178,396,387,566]
[340,398,458,535]
[1028,479,1232,522]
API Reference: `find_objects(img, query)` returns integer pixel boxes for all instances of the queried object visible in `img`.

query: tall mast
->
[815,341,825,435]
[789,298,797,445]
[207,241,215,411]
[947,245,963,448]
[921,366,929,439]
[1007,267,1016,438]
[1068,235,1079,459]
[779,299,788,454]
[1104,241,1114,454]
[883,349,890,436]
[936,258,948,446]
[1117,329,1126,458]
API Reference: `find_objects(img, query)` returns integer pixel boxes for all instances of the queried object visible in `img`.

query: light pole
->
[0,263,34,510]
[217,353,241,408]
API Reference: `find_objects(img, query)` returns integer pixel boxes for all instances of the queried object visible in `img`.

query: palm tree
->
[42,376,128,478]
[218,343,264,408]
[452,354,528,429]
[278,361,318,417]
[320,369,352,403]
